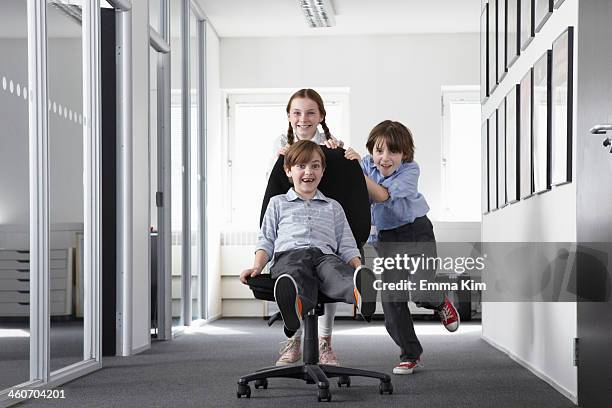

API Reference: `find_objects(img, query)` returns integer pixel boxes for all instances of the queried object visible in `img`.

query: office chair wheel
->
[236,384,251,398]
[379,380,393,395]
[337,376,351,387]
[254,379,268,389]
[317,388,332,402]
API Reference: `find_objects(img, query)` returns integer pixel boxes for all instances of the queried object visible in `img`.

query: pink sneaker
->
[393,359,423,375]
[437,296,460,332]
[318,336,339,366]
[276,337,301,366]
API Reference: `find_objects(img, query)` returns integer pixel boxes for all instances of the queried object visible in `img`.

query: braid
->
[287,123,295,145]
[321,120,332,140]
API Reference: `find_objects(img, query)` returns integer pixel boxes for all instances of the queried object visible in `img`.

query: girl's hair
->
[285,88,332,145]
[366,120,415,162]
[284,140,326,170]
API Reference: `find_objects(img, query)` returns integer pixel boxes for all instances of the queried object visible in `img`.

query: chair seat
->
[247,274,336,304]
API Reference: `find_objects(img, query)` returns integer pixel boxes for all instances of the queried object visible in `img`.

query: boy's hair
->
[366,120,415,162]
[286,89,332,145]
[284,140,326,170]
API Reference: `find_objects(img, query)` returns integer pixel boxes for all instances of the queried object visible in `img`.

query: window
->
[441,87,481,221]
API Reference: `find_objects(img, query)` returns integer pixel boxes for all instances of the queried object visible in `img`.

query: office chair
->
[236,147,393,402]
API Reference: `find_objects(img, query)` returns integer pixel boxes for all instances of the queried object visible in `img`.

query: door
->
[575,4,612,402]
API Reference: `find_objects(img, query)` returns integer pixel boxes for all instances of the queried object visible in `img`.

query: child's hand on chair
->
[324,138,344,149]
[239,266,262,284]
[344,147,361,161]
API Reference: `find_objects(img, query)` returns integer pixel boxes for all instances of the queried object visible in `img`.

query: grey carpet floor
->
[20,318,575,408]
[1,320,84,391]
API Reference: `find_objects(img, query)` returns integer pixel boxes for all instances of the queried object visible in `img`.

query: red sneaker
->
[437,296,460,332]
[393,359,422,375]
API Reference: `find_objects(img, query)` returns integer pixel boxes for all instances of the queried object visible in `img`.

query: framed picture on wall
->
[481,4,489,102]
[520,0,534,51]
[520,69,533,199]
[506,84,520,203]
[533,50,552,194]
[507,0,520,68]
[489,111,498,211]
[482,121,489,214]
[535,0,553,33]
[498,0,507,82]
[489,0,498,94]
[551,27,574,185]
[554,0,566,9]
[498,99,507,207]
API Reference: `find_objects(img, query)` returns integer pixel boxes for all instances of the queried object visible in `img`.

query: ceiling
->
[0,0,482,40]
[196,0,482,38]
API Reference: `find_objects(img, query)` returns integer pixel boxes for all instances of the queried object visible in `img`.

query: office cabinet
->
[0,249,72,317]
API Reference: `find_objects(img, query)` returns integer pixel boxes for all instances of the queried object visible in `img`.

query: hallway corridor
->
[23,319,575,407]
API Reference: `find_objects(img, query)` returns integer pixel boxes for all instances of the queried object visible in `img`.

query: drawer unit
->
[0,268,68,280]
[0,302,68,317]
[0,278,68,291]
[0,249,72,317]
[0,290,66,303]
[0,260,30,270]
[0,250,29,261]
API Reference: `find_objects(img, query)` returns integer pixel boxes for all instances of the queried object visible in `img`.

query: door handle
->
[589,124,612,134]
[589,124,612,152]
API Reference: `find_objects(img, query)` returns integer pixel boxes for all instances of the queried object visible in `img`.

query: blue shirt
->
[360,155,430,233]
[255,188,361,265]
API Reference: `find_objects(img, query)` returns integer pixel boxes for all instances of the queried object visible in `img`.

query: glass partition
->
[46,1,85,372]
[0,0,30,391]
[189,10,200,322]
[150,0,161,33]
[1,1,101,403]
[170,3,184,328]
[149,43,160,336]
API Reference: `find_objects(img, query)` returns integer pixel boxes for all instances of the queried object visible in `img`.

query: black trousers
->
[270,248,355,314]
[376,215,443,362]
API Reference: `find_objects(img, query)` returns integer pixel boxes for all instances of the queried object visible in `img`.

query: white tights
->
[292,302,337,339]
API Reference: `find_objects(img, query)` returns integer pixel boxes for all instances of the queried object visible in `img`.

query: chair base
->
[237,363,393,401]
[238,281,393,401]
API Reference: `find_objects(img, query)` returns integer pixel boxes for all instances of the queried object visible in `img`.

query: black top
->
[260,146,371,246]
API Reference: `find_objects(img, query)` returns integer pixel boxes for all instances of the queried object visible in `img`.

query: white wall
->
[220,33,479,220]
[482,189,577,400]
[481,0,578,401]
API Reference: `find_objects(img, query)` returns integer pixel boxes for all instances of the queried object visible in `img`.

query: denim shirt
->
[360,155,430,237]
[255,188,361,265]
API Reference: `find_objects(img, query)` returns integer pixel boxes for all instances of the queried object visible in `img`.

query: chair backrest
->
[260,146,371,246]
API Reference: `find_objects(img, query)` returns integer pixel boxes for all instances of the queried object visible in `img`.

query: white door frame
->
[150,0,172,341]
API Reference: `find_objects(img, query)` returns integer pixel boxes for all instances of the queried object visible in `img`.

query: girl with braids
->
[271,89,345,368]
[272,88,343,159]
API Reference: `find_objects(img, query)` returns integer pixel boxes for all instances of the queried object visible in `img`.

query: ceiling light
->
[298,0,336,28]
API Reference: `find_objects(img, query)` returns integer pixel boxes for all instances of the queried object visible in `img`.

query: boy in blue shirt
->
[345,120,460,375]
[240,140,377,336]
